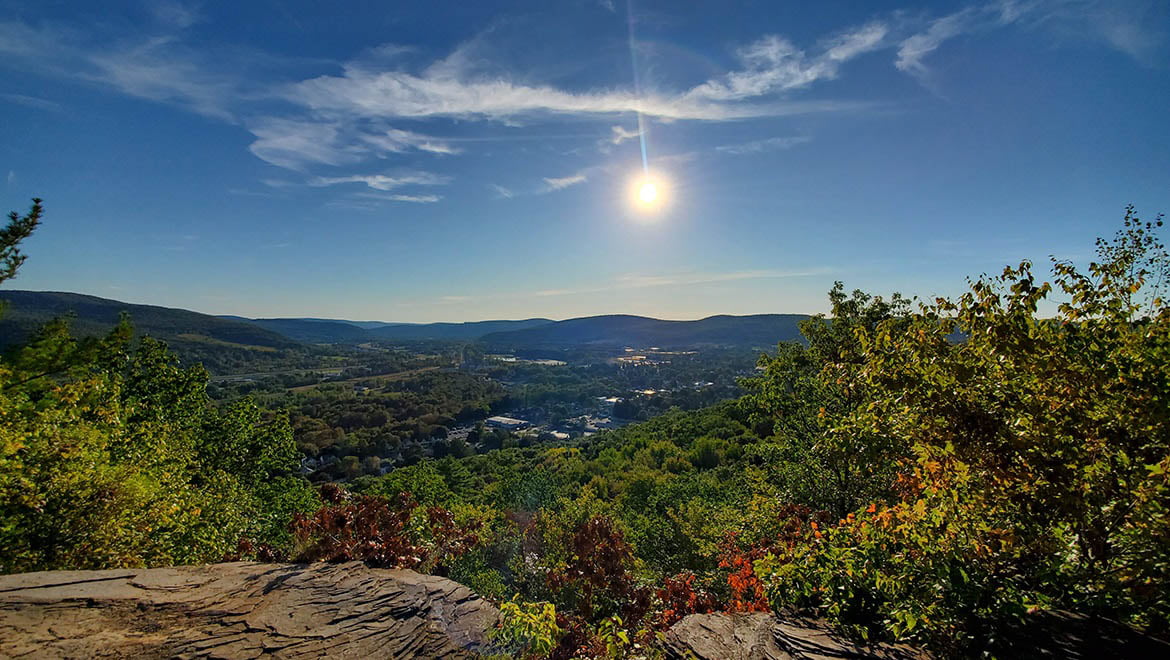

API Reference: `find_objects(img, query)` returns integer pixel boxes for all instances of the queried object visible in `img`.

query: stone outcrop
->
[663,611,1170,660]
[5,562,1168,659]
[664,612,921,660]
[664,613,788,659]
[0,561,498,659]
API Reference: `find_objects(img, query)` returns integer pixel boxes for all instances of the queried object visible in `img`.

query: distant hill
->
[366,319,553,341]
[326,320,401,330]
[481,313,809,349]
[220,316,402,330]
[0,291,809,359]
[0,290,306,374]
[221,316,554,343]
[224,318,372,343]
[0,291,298,348]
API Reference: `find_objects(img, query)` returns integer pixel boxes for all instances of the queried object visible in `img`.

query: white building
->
[485,415,529,430]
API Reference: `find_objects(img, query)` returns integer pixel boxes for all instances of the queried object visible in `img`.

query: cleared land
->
[288,365,442,392]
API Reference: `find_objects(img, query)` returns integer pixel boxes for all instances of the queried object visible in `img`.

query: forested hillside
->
[481,313,809,349]
[227,314,804,347]
[0,290,296,348]
[227,317,372,343]
[0,290,319,374]
[225,316,555,343]
[2,199,1168,657]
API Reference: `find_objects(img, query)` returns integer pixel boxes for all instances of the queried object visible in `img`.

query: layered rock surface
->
[664,612,920,660]
[0,561,497,659]
[663,611,1170,659]
[4,562,1167,659]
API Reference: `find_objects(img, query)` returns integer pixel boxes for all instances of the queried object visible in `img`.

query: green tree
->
[757,208,1170,650]
[743,283,910,516]
[0,198,41,287]
[0,199,315,572]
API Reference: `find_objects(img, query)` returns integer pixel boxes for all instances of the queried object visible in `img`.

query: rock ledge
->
[0,561,498,659]
[664,612,919,660]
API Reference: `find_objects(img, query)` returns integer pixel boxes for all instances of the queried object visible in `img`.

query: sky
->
[1,0,1168,322]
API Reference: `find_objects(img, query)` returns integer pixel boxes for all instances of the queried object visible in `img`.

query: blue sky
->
[1,0,1167,322]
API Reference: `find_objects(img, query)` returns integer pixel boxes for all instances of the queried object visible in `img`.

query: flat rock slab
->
[664,611,1170,659]
[0,561,498,659]
[665,613,789,659]
[664,612,922,660]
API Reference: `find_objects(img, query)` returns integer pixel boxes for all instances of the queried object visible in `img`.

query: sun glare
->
[630,174,668,214]
[638,182,658,204]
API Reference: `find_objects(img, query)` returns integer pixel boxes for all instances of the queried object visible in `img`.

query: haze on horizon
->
[1,0,1167,323]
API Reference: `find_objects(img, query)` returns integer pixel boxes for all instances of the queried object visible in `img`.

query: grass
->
[174,333,279,352]
[288,366,442,392]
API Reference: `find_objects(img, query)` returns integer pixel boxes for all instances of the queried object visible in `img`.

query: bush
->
[754,208,1170,650]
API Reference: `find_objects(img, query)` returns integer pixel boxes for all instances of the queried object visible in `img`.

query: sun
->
[638,181,658,204]
[630,173,668,213]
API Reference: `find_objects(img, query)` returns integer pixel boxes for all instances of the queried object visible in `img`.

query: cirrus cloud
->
[542,173,588,191]
[308,171,451,191]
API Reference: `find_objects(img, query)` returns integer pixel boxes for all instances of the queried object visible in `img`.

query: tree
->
[0,198,41,287]
[0,199,317,572]
[743,282,910,516]
[756,208,1170,651]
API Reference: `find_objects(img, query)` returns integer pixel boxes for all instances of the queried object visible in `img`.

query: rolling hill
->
[219,317,555,343]
[0,290,307,374]
[1,290,810,363]
[223,318,373,343]
[480,313,810,349]
[366,319,553,341]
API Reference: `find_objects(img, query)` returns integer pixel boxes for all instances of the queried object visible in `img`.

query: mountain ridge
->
[1,290,810,350]
[481,312,810,349]
[0,290,298,349]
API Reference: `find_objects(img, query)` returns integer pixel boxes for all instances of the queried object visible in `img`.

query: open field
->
[287,366,442,392]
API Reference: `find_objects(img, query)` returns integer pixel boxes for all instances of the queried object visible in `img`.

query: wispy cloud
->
[285,27,884,124]
[229,23,889,176]
[86,39,241,121]
[608,125,642,146]
[351,190,443,204]
[1028,0,1166,62]
[654,151,699,166]
[597,124,643,153]
[542,173,588,191]
[4,3,1158,131]
[0,20,243,120]
[716,135,812,155]
[365,193,442,203]
[360,128,461,155]
[149,0,202,30]
[248,118,351,170]
[889,0,1163,77]
[1,93,63,112]
[1,2,1160,196]
[247,117,460,170]
[896,6,988,75]
[685,24,888,103]
[488,184,514,199]
[309,172,451,191]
